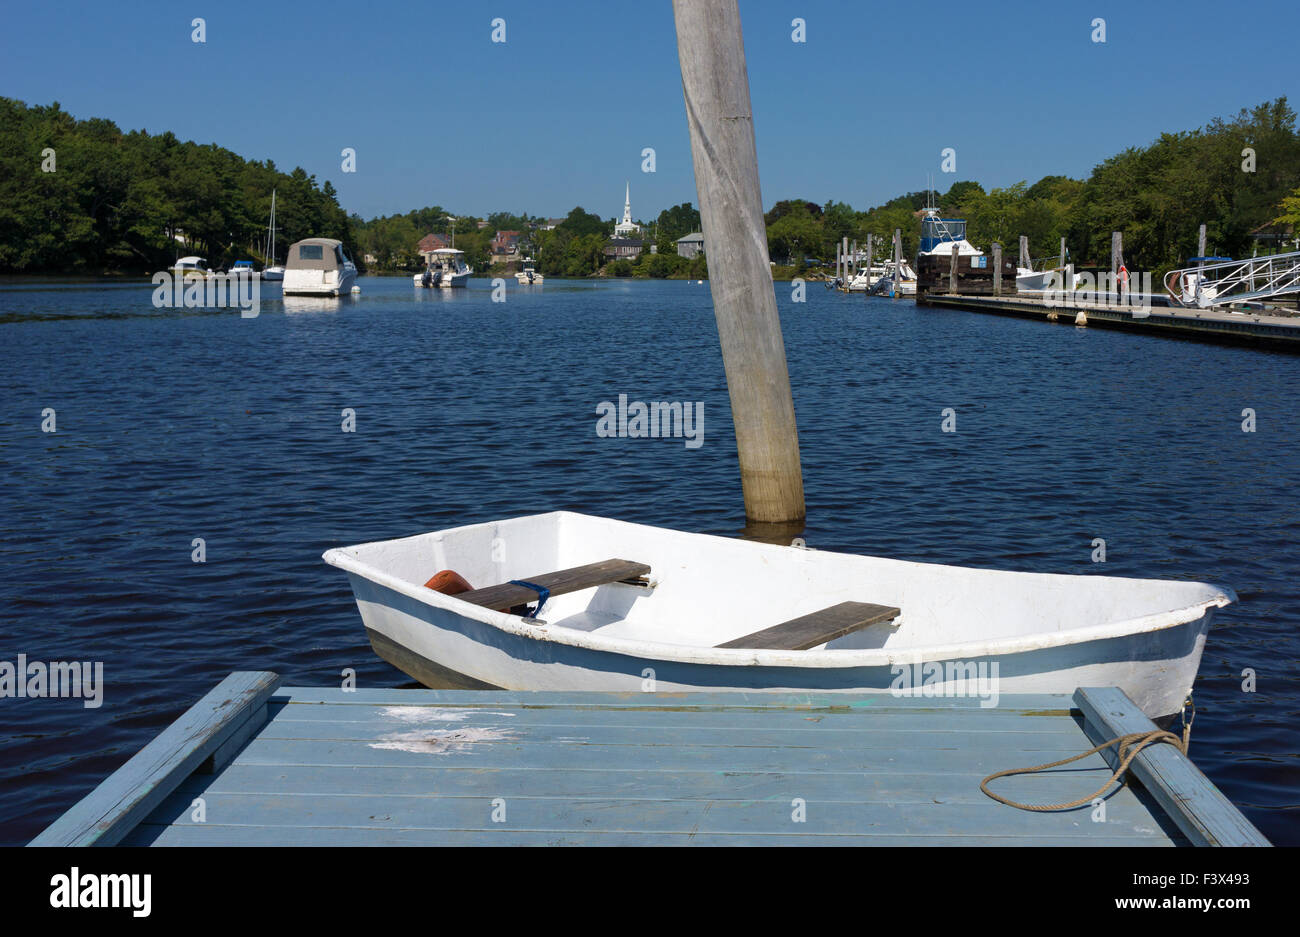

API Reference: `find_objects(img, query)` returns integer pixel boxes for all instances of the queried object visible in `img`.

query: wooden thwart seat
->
[716,601,901,651]
[456,559,651,611]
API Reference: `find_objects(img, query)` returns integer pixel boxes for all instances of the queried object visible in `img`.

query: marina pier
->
[31,672,1269,847]
[919,291,1300,351]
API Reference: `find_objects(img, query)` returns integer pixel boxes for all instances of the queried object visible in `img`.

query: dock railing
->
[1164,250,1300,308]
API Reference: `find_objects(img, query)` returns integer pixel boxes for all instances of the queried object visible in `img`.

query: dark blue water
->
[1,276,1296,845]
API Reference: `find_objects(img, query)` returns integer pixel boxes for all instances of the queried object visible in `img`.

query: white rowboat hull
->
[324,512,1232,718]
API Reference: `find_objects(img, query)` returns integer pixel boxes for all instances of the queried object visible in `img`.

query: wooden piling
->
[673,0,805,524]
[1059,237,1066,272]
[949,244,959,294]
[1111,232,1122,302]
[1197,224,1208,304]
[851,239,857,279]
[864,233,873,290]
[893,228,902,299]
[1019,235,1030,272]
[993,242,1002,296]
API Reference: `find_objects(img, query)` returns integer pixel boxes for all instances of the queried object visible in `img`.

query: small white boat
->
[845,267,876,292]
[324,512,1233,718]
[515,265,544,284]
[413,248,471,288]
[283,238,357,296]
[850,260,917,295]
[170,256,209,278]
[1016,266,1084,294]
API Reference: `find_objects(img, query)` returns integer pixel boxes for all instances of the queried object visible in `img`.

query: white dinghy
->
[324,512,1233,718]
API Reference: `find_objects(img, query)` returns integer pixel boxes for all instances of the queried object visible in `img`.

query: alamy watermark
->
[890,660,1000,708]
[1045,269,1153,317]
[152,270,260,318]
[595,394,703,449]
[1,655,103,708]
[50,868,150,917]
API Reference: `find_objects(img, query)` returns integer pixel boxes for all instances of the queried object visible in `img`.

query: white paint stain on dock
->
[380,706,516,723]
[370,726,518,754]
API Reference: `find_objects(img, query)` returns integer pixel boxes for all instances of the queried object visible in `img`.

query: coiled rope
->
[980,725,1189,812]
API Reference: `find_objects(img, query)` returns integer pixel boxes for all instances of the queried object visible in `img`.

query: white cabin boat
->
[324,512,1233,718]
[413,248,471,288]
[919,211,984,260]
[170,256,209,278]
[515,264,544,284]
[283,238,357,296]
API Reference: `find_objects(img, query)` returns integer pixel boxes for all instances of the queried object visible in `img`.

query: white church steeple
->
[614,181,641,238]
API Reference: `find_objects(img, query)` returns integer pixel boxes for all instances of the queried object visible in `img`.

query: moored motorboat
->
[282,238,357,296]
[325,512,1233,717]
[515,264,544,284]
[169,256,209,278]
[851,259,917,295]
[412,248,471,288]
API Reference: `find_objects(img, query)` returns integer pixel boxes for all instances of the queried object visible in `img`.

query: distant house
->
[676,232,705,259]
[492,230,521,254]
[541,218,565,231]
[417,233,450,264]
[604,238,643,261]
[490,230,521,264]
[476,220,490,230]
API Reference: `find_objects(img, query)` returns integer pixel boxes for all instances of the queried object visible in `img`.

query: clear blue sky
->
[3,0,1297,222]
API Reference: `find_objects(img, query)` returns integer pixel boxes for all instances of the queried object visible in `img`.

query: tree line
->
[770,98,1300,277]
[4,96,1297,279]
[0,97,354,273]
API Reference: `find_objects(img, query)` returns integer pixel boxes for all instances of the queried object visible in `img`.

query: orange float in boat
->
[423,570,474,594]
[424,569,514,614]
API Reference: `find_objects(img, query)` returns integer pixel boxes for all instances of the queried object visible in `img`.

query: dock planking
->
[31,673,1268,847]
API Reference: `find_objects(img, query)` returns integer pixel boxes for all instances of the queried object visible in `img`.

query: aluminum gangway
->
[1165,251,1300,308]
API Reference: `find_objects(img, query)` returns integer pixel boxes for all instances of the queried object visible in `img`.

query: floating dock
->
[921,292,1300,351]
[30,672,1268,846]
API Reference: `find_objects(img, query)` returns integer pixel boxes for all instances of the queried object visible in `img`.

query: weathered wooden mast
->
[672,0,805,524]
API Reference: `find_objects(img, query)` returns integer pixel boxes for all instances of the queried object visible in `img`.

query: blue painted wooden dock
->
[31,673,1268,846]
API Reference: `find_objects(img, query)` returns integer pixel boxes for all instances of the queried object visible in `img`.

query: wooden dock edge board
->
[29,671,281,847]
[921,294,1300,351]
[1073,687,1270,847]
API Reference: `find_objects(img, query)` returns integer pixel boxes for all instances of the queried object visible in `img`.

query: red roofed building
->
[417,233,450,262]
[492,230,521,254]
